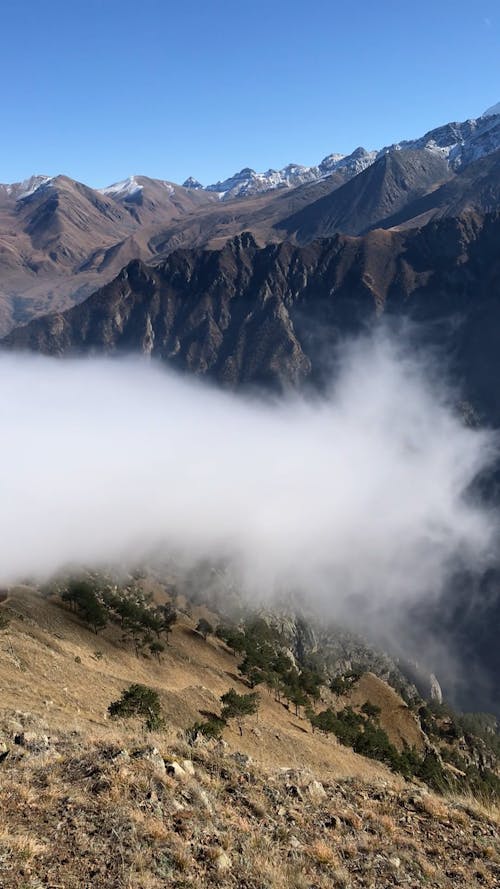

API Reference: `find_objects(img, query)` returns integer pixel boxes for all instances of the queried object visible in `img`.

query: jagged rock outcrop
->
[5,212,500,426]
[430,674,443,705]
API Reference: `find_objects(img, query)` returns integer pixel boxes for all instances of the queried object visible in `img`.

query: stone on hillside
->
[307,780,327,802]
[189,784,213,812]
[231,752,251,767]
[214,849,231,872]
[132,746,166,775]
[171,799,185,812]
[112,749,130,763]
[14,731,50,752]
[145,749,166,775]
[166,761,188,780]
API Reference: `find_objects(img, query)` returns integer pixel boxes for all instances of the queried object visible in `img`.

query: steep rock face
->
[1,113,500,337]
[5,212,500,421]
[3,231,382,387]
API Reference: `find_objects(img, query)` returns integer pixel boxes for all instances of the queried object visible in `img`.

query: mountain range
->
[0,105,499,337]
[3,103,500,714]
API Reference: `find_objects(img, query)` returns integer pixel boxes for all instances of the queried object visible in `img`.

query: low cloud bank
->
[0,335,497,622]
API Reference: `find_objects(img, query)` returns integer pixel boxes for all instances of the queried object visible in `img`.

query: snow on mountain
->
[100,175,144,200]
[319,147,377,177]
[367,113,500,173]
[381,112,500,170]
[0,175,53,201]
[204,148,377,201]
[204,164,315,199]
[4,106,500,209]
[449,114,500,168]
[482,101,500,118]
[200,109,500,201]
[182,177,204,189]
[99,176,177,204]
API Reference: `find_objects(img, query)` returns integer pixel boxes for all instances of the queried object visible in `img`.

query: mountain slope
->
[1,109,500,336]
[0,175,218,335]
[1,584,498,889]
[6,212,500,716]
[5,210,500,423]
[364,148,500,231]
[1,104,500,345]
[277,149,453,239]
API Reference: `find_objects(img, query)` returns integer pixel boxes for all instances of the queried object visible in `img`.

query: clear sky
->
[1,0,499,187]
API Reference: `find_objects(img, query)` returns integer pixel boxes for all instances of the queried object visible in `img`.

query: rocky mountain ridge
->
[185,108,500,199]
[1,106,500,336]
[6,107,499,205]
[6,211,500,422]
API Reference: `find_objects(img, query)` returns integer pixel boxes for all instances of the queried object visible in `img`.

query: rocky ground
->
[0,711,498,889]
[0,584,498,888]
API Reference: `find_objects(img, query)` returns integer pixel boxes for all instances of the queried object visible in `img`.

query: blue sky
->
[1,0,499,187]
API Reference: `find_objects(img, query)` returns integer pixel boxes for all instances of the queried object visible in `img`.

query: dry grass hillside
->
[0,585,498,888]
[346,672,426,753]
[0,586,393,781]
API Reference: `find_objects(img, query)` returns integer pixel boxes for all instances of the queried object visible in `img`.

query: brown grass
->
[0,587,498,889]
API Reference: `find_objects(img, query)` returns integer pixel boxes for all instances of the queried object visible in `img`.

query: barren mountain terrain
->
[1,109,500,336]
[0,581,498,889]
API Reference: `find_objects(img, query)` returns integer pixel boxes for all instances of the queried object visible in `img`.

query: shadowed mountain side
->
[5,211,500,420]
[1,138,500,336]
[276,150,453,240]
[373,148,500,232]
[1,230,395,387]
[0,168,371,336]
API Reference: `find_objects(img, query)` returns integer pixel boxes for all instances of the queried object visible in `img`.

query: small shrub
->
[186,717,226,743]
[220,688,260,736]
[108,684,164,731]
[196,618,214,640]
[215,624,246,655]
[361,701,381,720]
[149,640,165,662]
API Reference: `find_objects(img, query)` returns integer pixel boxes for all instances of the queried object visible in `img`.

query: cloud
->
[0,333,497,626]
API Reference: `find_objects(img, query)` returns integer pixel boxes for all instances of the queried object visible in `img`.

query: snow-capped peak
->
[482,101,500,118]
[182,176,204,189]
[100,176,144,199]
[0,175,53,201]
[17,175,53,199]
[196,108,500,201]
[202,147,377,201]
